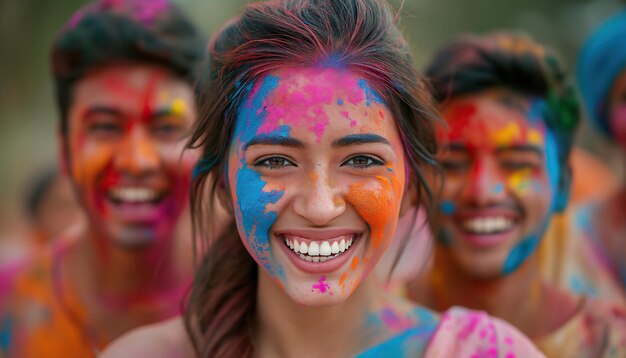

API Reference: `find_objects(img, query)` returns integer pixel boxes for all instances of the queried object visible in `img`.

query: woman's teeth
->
[284,236,354,262]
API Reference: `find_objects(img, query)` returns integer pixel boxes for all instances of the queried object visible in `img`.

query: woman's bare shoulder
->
[101,316,195,358]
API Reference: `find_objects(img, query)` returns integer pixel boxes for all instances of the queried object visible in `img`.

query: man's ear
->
[553,164,571,213]
[399,176,418,217]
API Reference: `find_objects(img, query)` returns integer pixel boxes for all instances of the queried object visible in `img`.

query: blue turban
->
[577,10,626,139]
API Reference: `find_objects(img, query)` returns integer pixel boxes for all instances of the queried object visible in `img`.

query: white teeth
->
[299,242,308,254]
[109,187,158,203]
[320,241,332,256]
[308,241,320,256]
[283,234,358,262]
[462,217,514,234]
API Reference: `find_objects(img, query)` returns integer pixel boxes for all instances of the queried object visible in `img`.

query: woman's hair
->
[425,32,580,169]
[184,0,439,356]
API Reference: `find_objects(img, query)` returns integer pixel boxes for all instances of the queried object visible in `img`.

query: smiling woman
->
[101,1,545,357]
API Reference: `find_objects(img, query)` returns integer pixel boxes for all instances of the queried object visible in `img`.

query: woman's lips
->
[274,229,363,274]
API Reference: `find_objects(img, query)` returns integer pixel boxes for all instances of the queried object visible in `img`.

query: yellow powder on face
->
[170,98,187,116]
[527,129,543,146]
[508,168,533,195]
[491,122,521,146]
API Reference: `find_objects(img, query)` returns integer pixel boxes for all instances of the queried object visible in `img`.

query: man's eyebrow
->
[443,143,468,152]
[332,134,391,147]
[244,135,305,151]
[83,106,122,118]
[495,144,544,156]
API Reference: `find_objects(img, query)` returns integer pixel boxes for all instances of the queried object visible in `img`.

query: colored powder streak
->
[490,122,521,146]
[346,176,399,248]
[507,169,533,195]
[358,79,384,106]
[440,201,456,215]
[169,98,187,116]
[503,129,562,275]
[339,273,347,286]
[232,75,287,276]
[569,275,599,297]
[356,309,437,358]
[493,183,504,194]
[0,313,12,351]
[502,230,542,275]
[312,276,331,294]
[257,67,369,142]
[380,307,415,332]
[351,257,359,270]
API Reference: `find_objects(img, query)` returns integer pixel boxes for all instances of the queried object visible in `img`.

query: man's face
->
[434,88,562,278]
[64,63,198,249]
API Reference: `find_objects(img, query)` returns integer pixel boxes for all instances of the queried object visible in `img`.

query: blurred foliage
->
[0,0,623,234]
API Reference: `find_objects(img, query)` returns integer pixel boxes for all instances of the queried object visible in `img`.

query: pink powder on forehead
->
[255,67,368,141]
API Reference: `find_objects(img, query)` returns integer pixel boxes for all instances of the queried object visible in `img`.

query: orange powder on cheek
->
[345,175,401,248]
[351,257,359,270]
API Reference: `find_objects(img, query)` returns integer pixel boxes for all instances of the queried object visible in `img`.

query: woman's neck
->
[255,271,411,358]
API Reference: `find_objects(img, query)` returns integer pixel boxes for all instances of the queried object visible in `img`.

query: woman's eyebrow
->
[332,134,391,147]
[244,135,305,151]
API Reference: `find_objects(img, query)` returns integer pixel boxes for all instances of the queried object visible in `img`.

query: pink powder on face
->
[312,276,331,294]
[256,67,368,142]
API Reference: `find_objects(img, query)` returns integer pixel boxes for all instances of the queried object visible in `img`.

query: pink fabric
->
[425,306,545,358]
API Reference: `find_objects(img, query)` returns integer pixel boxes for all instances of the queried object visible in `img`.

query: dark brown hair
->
[184,0,439,356]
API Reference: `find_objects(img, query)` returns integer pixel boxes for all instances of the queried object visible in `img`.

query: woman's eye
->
[254,156,295,170]
[342,155,384,168]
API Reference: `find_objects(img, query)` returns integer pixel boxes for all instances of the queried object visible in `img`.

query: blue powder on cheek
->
[501,128,563,275]
[232,74,289,279]
[358,79,384,106]
[0,314,13,353]
[440,201,456,215]
[337,98,344,106]
[493,183,504,194]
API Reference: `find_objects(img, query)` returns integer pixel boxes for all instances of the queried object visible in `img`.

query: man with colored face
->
[575,10,626,298]
[407,33,626,356]
[0,1,207,356]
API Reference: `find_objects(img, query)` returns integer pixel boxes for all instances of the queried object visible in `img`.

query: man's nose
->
[114,126,160,176]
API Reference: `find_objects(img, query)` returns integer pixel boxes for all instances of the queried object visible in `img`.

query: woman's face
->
[227,66,409,306]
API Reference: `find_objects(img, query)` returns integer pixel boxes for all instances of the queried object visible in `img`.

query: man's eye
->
[342,155,384,168]
[441,160,470,172]
[254,156,295,170]
[501,161,537,171]
[88,121,123,135]
[152,123,183,138]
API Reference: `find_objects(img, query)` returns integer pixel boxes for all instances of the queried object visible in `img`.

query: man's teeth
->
[284,236,354,262]
[109,187,158,203]
[462,217,514,234]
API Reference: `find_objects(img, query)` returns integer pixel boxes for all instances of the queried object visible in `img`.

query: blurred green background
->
[0,0,623,238]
